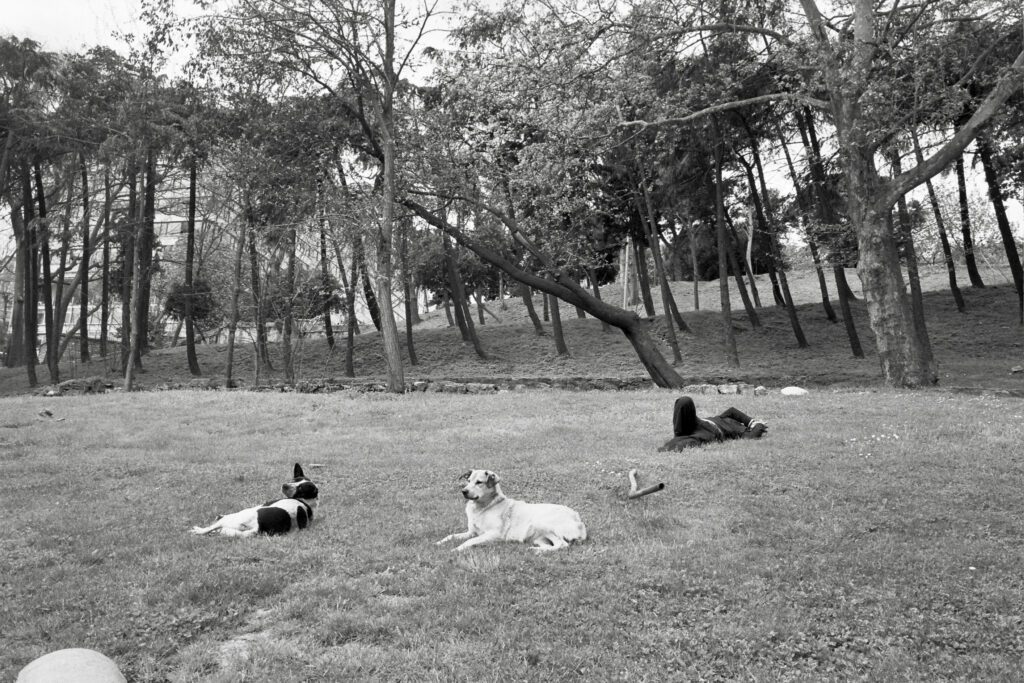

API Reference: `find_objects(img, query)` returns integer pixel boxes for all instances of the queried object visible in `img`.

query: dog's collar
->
[476,492,506,512]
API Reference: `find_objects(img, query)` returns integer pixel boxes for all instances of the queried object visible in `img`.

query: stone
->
[780,386,809,396]
[17,648,126,683]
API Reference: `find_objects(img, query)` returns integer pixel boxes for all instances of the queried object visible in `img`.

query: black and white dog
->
[190,463,319,537]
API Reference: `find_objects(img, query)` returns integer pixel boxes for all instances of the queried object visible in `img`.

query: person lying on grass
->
[657,396,767,451]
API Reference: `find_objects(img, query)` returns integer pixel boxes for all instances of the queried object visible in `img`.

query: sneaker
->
[748,420,767,431]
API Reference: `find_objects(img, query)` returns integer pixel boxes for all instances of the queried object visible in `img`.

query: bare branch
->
[618,93,830,131]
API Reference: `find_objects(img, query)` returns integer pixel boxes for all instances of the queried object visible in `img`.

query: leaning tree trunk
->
[890,151,933,366]
[955,153,985,288]
[977,134,1024,322]
[778,125,837,322]
[444,232,487,359]
[404,198,687,388]
[639,183,690,334]
[911,131,964,312]
[740,149,806,347]
[635,190,680,362]
[633,239,656,317]
[799,108,863,354]
[725,227,761,329]
[355,235,381,332]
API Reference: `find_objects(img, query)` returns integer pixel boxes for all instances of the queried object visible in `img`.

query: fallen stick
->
[627,469,665,499]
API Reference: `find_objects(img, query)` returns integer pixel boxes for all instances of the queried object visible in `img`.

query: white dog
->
[437,469,586,552]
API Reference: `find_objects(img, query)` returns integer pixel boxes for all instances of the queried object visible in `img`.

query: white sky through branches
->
[4,0,143,53]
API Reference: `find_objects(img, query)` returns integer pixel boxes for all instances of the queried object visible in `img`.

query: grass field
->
[3,389,1024,681]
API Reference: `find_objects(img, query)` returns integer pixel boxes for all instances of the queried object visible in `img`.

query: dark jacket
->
[657,396,766,451]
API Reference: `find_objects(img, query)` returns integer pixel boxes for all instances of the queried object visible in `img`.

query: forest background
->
[1,0,1024,394]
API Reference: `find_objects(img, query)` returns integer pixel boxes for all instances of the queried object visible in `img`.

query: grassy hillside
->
[2,264,1023,397]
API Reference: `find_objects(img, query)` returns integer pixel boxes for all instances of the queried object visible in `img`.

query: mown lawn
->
[2,389,1023,681]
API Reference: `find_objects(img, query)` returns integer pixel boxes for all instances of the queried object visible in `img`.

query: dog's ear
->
[458,470,472,481]
[293,463,305,479]
[485,472,499,488]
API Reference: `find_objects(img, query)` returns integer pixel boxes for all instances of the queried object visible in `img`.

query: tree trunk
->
[399,216,417,365]
[634,238,656,317]
[548,291,569,356]
[355,236,381,331]
[123,216,144,391]
[121,167,137,373]
[78,153,91,363]
[955,153,985,287]
[799,108,863,353]
[225,226,247,384]
[5,197,27,370]
[635,191,680,362]
[136,149,157,363]
[376,103,406,392]
[724,211,763,308]
[444,232,487,359]
[344,250,358,377]
[100,169,111,358]
[318,213,336,352]
[977,134,1024,322]
[910,132,965,312]
[639,183,689,335]
[808,238,838,321]
[185,158,201,375]
[282,226,297,383]
[32,161,57,383]
[778,125,837,322]
[247,222,272,374]
[739,150,806,346]
[848,148,935,385]
[713,121,739,367]
[20,164,38,386]
[890,151,933,365]
[688,220,700,310]
[404,278,419,366]
[725,227,761,329]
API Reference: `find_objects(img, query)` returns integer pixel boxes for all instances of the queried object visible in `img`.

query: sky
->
[3,0,143,54]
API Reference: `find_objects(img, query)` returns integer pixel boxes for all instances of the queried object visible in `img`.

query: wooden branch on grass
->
[627,469,665,499]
